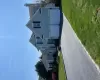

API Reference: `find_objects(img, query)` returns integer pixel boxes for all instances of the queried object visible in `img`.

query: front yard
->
[62,0,100,67]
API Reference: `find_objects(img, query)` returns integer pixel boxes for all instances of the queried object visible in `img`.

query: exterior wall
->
[40,7,60,39]
[26,8,50,38]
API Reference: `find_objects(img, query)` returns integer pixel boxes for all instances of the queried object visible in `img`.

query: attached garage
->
[48,8,60,39]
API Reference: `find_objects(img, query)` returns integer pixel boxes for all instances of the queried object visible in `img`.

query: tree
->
[35,60,48,79]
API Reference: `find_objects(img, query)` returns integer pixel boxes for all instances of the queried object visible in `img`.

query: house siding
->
[41,8,49,38]
[30,8,50,38]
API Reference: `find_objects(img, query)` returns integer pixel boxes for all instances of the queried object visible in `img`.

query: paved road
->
[61,15,100,80]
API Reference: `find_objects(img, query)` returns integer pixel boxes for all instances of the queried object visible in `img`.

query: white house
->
[26,3,60,39]
[26,3,60,71]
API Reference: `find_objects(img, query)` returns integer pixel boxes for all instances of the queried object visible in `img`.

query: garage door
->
[49,25,60,39]
[49,8,60,24]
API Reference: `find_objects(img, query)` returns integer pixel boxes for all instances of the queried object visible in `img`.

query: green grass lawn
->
[59,52,66,80]
[62,0,100,67]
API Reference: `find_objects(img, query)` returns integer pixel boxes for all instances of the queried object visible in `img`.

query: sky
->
[0,0,41,80]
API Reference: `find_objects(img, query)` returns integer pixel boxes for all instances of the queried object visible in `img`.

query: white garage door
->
[49,25,59,39]
[49,9,60,24]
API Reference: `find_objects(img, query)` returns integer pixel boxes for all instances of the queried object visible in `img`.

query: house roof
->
[25,3,47,18]
[25,3,41,18]
[26,8,40,27]
[29,33,36,46]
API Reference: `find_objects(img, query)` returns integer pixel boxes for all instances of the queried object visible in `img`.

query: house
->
[26,3,60,39]
[41,52,55,71]
[26,3,59,71]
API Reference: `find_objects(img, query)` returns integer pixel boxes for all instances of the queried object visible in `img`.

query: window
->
[33,21,41,28]
[36,37,43,44]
